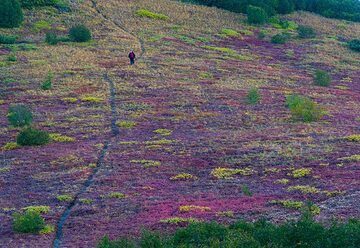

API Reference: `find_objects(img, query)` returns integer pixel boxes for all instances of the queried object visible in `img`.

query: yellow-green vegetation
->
[49,133,76,142]
[344,134,360,142]
[80,96,103,103]
[275,178,289,184]
[220,28,239,37]
[22,206,50,214]
[287,185,320,194]
[179,205,211,212]
[264,168,282,173]
[144,139,176,146]
[116,121,137,129]
[339,154,360,161]
[56,194,74,202]
[135,9,169,20]
[271,200,320,215]
[33,20,51,32]
[289,168,312,178]
[0,167,11,173]
[323,190,344,197]
[0,100,5,104]
[105,192,126,199]
[39,224,55,235]
[216,211,234,218]
[271,200,304,209]
[203,45,252,60]
[2,142,20,150]
[130,159,161,168]
[62,97,78,103]
[79,198,93,204]
[170,173,198,181]
[211,167,255,179]
[153,128,172,136]
[160,217,199,224]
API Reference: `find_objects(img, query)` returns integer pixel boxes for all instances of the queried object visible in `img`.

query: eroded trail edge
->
[53,73,119,248]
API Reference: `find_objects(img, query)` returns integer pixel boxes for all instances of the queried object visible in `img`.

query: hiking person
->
[128,50,136,65]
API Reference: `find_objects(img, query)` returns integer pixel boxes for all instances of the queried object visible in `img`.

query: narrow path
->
[53,73,120,247]
[90,0,146,59]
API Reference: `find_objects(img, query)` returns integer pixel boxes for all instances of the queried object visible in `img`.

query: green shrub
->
[17,127,50,146]
[277,0,295,14]
[7,54,17,62]
[298,25,316,39]
[314,69,331,87]
[0,0,24,28]
[286,94,324,122]
[247,5,267,25]
[348,39,360,52]
[97,214,360,248]
[0,34,17,44]
[246,88,261,105]
[97,235,135,248]
[45,32,59,45]
[69,25,91,42]
[19,0,56,8]
[271,32,290,44]
[13,210,45,233]
[7,104,33,127]
[41,72,53,90]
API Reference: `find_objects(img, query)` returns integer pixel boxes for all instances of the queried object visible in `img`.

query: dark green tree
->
[0,0,24,28]
[277,0,295,14]
[247,5,268,24]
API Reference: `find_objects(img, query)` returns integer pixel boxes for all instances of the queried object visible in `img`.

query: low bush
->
[0,0,24,28]
[0,34,17,44]
[271,32,291,44]
[69,25,91,42]
[13,210,45,233]
[41,72,53,90]
[348,39,360,52]
[247,5,267,25]
[17,127,50,146]
[97,213,360,248]
[314,69,331,87]
[298,25,316,39]
[246,88,261,105]
[20,0,56,8]
[7,104,33,127]
[45,32,59,45]
[286,94,324,122]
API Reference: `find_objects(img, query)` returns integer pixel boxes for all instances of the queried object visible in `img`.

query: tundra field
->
[0,0,359,247]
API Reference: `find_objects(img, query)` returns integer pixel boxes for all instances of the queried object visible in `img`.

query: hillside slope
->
[0,0,359,247]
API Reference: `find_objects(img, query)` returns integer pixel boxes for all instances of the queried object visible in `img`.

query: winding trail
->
[91,0,146,59]
[53,1,147,246]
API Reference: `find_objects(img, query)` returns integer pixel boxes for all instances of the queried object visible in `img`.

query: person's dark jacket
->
[129,52,135,60]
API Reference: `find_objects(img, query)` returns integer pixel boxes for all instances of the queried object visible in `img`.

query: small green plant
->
[13,210,45,233]
[271,32,291,44]
[135,9,169,20]
[348,39,360,52]
[247,5,267,25]
[246,88,260,105]
[2,142,20,150]
[298,25,316,39]
[7,104,33,127]
[49,133,75,142]
[17,128,50,146]
[220,28,239,37]
[286,94,324,122]
[45,32,59,45]
[314,69,331,87]
[241,185,253,196]
[7,54,17,62]
[41,72,53,90]
[97,235,135,248]
[69,24,91,42]
[116,121,137,129]
[0,34,17,44]
[56,194,73,202]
